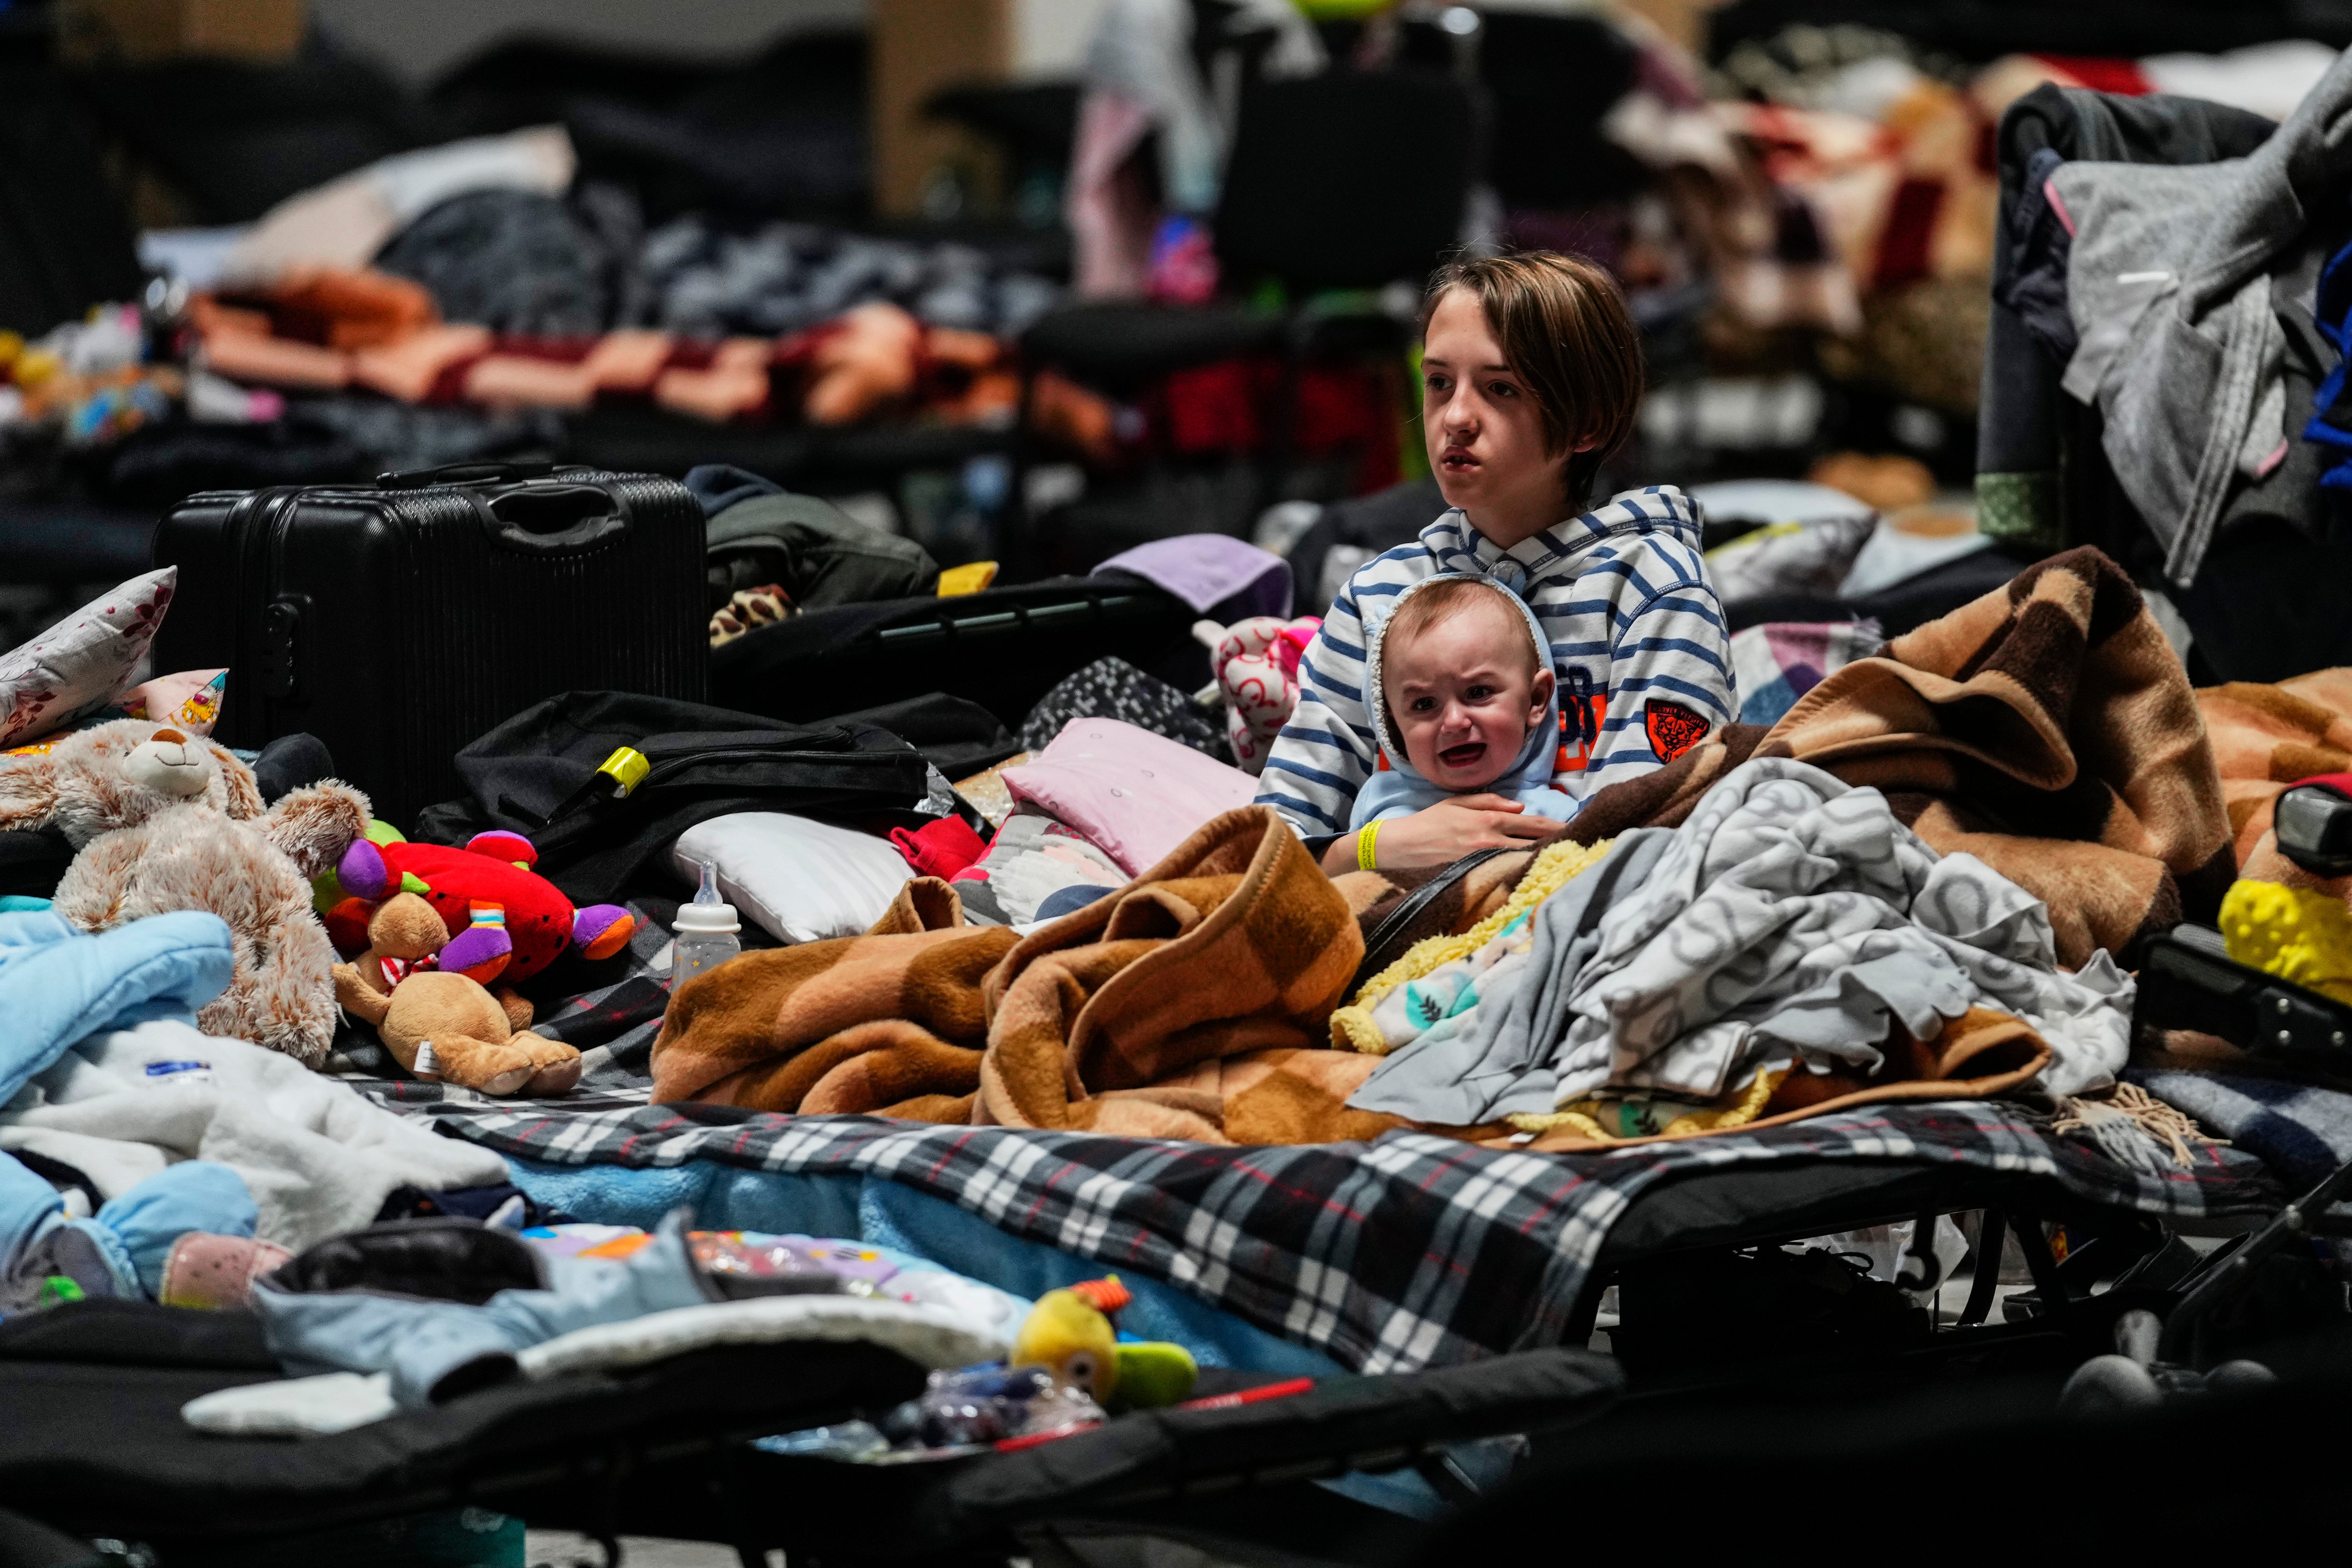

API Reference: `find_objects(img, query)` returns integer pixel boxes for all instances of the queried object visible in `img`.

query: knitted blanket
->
[651,807,1395,1144]
[1563,547,2231,970]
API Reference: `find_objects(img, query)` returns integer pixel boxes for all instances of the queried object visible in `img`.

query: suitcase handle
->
[374,458,558,489]
[472,484,631,555]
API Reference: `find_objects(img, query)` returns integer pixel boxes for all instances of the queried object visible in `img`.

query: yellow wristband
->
[1356,820,1380,872]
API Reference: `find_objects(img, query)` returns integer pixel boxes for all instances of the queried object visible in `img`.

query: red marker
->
[989,1377,1317,1451]
[1175,1376,1316,1411]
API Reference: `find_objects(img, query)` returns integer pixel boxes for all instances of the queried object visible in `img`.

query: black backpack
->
[412,690,937,905]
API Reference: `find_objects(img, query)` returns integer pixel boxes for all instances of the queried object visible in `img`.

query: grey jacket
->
[254,1211,716,1407]
[2053,44,2352,584]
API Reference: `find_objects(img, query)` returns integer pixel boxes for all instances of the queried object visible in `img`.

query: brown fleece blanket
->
[1561,547,2231,969]
[653,806,1407,1143]
[2195,668,2352,876]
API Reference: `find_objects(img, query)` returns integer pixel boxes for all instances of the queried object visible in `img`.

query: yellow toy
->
[1008,1276,1199,1409]
[2221,879,2352,1007]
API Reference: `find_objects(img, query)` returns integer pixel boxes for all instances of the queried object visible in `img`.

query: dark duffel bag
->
[411,689,934,905]
[149,459,708,830]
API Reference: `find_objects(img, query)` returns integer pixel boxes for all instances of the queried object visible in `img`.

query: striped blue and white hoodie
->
[1255,486,1734,841]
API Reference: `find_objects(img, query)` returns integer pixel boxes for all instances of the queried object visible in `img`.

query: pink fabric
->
[1001,717,1258,876]
[1068,90,1159,298]
[2043,176,2077,238]
[1205,614,1321,776]
[159,1232,293,1310]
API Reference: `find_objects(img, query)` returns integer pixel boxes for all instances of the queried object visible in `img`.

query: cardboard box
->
[58,0,307,65]
[870,0,1014,219]
[868,0,1110,219]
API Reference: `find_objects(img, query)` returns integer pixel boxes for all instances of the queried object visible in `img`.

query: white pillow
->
[0,567,177,748]
[671,812,914,945]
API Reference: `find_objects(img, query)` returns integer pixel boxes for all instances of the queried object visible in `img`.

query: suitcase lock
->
[260,595,307,700]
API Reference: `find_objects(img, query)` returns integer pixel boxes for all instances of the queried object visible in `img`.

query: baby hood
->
[1360,573,1562,796]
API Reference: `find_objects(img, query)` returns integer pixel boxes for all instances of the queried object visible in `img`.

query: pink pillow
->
[119,668,228,736]
[1001,717,1257,876]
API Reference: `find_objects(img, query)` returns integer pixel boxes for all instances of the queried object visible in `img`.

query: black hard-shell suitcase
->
[149,460,707,830]
[709,576,1201,730]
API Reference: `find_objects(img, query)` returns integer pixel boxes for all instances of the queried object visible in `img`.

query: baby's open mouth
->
[1438,741,1486,769]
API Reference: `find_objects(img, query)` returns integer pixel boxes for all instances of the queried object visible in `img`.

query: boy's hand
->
[1323,795,1563,874]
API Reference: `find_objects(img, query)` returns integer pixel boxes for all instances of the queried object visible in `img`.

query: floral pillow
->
[0,566,177,749]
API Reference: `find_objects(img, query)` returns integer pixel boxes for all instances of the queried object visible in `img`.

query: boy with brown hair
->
[1254,250,1734,874]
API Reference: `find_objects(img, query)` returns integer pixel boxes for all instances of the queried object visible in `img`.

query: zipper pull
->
[598,746,651,800]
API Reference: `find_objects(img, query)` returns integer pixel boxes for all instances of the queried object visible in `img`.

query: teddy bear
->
[1191,615,1323,776]
[318,823,633,984]
[0,719,367,1066]
[331,892,583,1097]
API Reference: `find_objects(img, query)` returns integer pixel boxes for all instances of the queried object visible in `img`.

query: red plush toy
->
[323,826,633,984]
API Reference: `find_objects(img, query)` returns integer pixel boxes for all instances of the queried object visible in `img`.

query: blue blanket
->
[507,1156,1345,1380]
[0,909,232,1101]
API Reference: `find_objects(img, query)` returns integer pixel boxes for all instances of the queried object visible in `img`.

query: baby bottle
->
[671,858,741,987]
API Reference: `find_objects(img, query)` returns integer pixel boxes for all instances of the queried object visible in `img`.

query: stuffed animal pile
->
[315,822,634,1096]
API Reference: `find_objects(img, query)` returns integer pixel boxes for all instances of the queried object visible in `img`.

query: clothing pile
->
[31,124,1078,470]
[1970,42,2352,695]
[1337,761,2125,1140]
[184,1210,1021,1434]
[1977,48,2352,573]
[0,906,507,1312]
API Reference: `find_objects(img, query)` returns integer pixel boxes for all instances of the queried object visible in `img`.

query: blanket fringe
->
[2052,1080,2224,1169]
[1333,837,1613,1052]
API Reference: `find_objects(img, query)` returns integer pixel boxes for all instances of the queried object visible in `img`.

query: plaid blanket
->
[422,1097,2279,1373]
[2132,1068,2352,1191]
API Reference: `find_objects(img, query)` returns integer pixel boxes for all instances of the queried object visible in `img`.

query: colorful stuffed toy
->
[318,822,633,985]
[1008,1276,1197,1408]
[1193,615,1322,776]
[332,892,584,1097]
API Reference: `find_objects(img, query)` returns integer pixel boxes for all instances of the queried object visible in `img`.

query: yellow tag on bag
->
[597,746,651,799]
